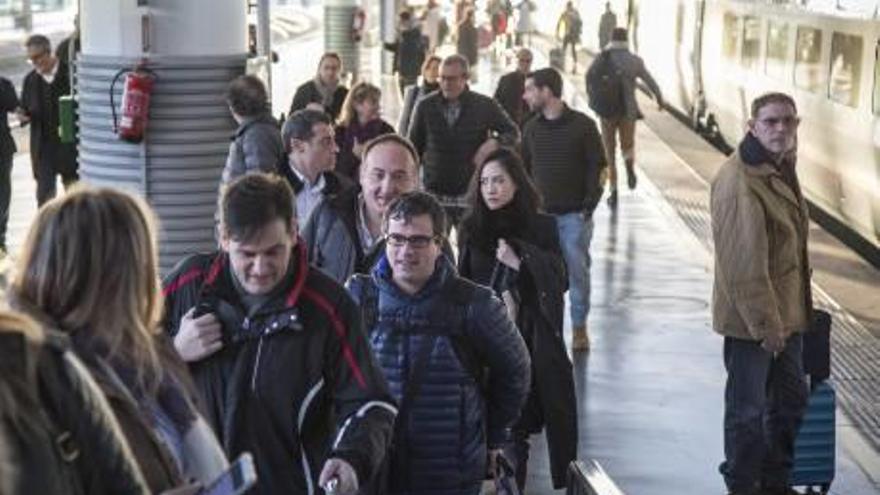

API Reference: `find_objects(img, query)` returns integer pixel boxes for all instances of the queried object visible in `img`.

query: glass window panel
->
[722,13,740,63]
[765,21,790,79]
[795,26,824,93]
[741,16,762,69]
[828,32,863,107]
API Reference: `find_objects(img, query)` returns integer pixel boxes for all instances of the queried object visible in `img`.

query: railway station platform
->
[2,5,879,493]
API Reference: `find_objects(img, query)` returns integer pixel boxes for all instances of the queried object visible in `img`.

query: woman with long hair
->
[0,309,149,495]
[398,54,441,134]
[9,187,227,494]
[335,81,395,180]
[457,148,577,492]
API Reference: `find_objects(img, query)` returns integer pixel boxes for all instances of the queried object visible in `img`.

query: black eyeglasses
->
[385,233,439,248]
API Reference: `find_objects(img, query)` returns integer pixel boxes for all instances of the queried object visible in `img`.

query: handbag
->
[493,454,521,495]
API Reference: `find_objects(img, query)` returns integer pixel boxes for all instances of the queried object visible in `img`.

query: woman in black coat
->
[458,148,578,491]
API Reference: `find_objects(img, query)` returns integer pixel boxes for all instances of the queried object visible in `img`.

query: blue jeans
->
[720,335,809,492]
[554,212,593,325]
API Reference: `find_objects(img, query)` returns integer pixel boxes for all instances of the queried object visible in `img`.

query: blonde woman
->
[334,81,394,180]
[10,187,227,494]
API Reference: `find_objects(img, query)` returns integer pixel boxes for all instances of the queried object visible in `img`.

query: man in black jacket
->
[289,52,349,121]
[523,68,606,351]
[163,173,396,495]
[408,54,519,229]
[493,48,534,130]
[0,77,18,254]
[19,35,78,206]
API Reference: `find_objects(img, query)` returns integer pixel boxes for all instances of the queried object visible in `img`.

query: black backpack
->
[586,51,626,119]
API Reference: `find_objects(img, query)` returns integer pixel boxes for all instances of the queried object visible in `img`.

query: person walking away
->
[163,173,396,494]
[334,82,395,181]
[421,0,443,52]
[514,0,536,47]
[346,191,530,495]
[18,35,78,206]
[458,148,577,491]
[221,75,285,185]
[586,27,662,208]
[494,48,534,130]
[710,92,811,495]
[555,2,582,73]
[408,54,519,231]
[384,10,428,96]
[598,2,617,49]
[398,55,441,135]
[289,52,349,121]
[522,68,606,351]
[457,9,480,76]
[0,77,17,256]
[10,187,229,493]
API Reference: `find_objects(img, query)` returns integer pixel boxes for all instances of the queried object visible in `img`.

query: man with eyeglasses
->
[19,34,78,206]
[711,92,811,495]
[302,134,420,284]
[493,48,534,130]
[408,54,519,230]
[347,191,530,495]
[279,109,351,226]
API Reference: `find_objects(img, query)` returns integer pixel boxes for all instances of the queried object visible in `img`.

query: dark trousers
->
[720,335,809,493]
[562,35,578,70]
[0,153,11,249]
[34,142,78,206]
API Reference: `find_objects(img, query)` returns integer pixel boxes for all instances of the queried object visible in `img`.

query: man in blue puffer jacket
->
[347,191,531,495]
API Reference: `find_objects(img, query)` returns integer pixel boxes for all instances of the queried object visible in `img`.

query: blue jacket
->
[347,255,530,495]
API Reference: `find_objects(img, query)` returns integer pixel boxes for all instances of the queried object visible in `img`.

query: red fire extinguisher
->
[351,8,366,42]
[110,65,157,143]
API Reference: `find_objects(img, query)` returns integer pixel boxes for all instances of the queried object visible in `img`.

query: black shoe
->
[626,164,637,190]
[607,189,618,208]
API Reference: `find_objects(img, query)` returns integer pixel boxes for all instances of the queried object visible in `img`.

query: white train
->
[597,0,880,257]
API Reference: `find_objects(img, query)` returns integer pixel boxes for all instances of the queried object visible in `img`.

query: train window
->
[741,16,762,69]
[765,21,790,79]
[828,32,863,108]
[795,27,824,94]
[722,13,740,63]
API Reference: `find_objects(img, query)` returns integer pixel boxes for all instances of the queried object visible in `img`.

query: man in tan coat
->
[710,92,811,495]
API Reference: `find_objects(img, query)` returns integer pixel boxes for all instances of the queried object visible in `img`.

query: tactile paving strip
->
[637,128,880,453]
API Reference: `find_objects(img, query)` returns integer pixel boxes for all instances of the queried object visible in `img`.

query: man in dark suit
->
[0,77,18,254]
[19,34,78,206]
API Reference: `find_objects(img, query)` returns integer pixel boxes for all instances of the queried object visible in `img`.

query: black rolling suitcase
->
[790,381,835,494]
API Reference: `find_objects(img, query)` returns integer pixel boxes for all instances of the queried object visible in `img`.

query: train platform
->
[467,41,880,495]
[1,5,878,493]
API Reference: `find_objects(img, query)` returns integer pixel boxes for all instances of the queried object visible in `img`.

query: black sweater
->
[408,88,519,196]
[522,105,606,215]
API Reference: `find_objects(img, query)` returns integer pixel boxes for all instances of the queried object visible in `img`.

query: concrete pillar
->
[78,0,247,273]
[324,0,360,80]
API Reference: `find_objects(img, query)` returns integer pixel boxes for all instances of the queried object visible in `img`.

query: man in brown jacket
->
[710,92,811,495]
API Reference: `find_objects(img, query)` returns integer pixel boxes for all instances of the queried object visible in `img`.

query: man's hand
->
[15,108,30,125]
[761,332,785,355]
[598,167,609,188]
[487,448,505,477]
[351,137,365,159]
[472,138,500,168]
[173,307,223,362]
[319,458,358,495]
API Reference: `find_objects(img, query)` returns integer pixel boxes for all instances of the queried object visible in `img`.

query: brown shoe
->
[571,325,590,351]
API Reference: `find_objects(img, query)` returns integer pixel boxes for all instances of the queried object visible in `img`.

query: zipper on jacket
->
[251,334,266,393]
